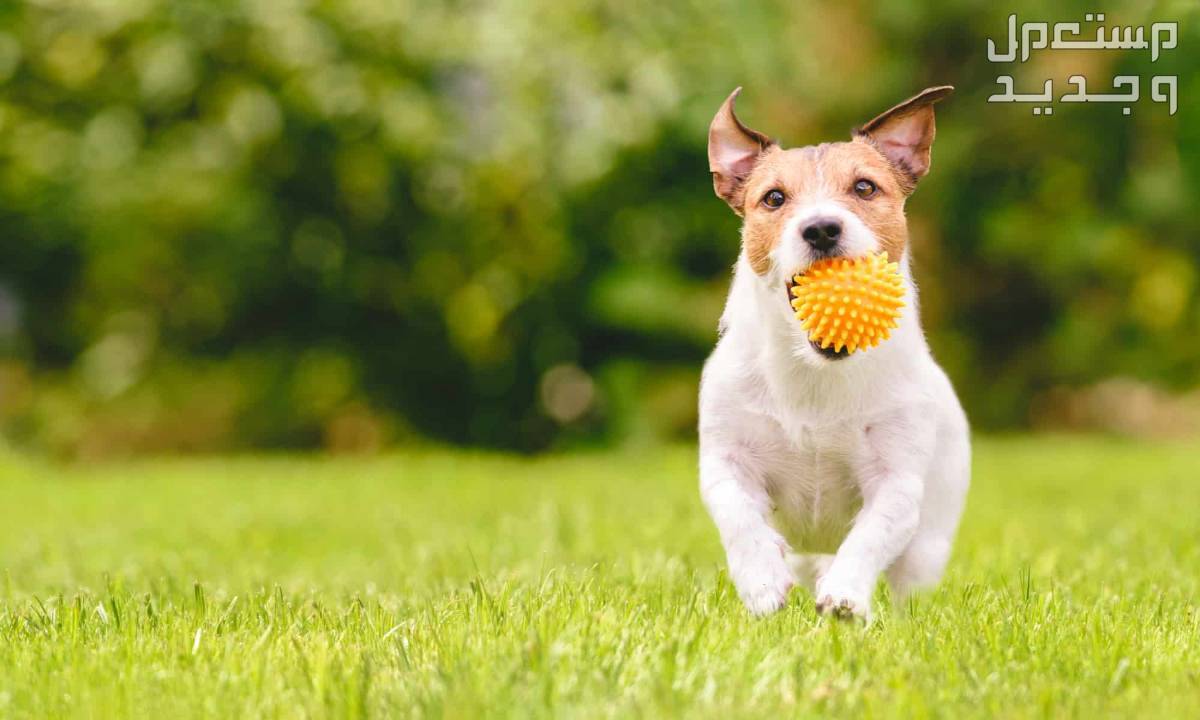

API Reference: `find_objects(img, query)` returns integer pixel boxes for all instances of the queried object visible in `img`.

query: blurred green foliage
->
[0,0,1197,455]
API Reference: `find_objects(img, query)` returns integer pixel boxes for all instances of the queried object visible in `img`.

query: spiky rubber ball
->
[789,253,905,354]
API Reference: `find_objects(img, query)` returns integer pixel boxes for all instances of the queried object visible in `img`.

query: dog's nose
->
[801,218,842,251]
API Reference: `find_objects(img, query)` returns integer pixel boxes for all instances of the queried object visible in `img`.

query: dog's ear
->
[708,87,775,213]
[855,86,953,191]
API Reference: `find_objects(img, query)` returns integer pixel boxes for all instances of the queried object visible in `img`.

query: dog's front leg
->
[816,418,932,621]
[700,450,795,616]
[815,473,921,620]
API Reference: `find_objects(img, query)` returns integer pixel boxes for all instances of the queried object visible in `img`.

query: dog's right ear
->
[708,87,775,214]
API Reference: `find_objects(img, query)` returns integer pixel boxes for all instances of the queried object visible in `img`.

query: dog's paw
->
[814,578,873,622]
[728,538,795,616]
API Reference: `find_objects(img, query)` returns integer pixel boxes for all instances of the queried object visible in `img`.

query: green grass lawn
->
[0,437,1197,718]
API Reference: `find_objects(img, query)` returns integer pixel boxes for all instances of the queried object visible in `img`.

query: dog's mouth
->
[785,260,850,362]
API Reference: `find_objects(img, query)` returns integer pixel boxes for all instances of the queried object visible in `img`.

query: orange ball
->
[789,253,906,354]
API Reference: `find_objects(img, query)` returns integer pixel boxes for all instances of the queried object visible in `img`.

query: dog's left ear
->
[855,86,953,190]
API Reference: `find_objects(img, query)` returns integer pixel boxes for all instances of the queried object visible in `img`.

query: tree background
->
[1,0,1197,456]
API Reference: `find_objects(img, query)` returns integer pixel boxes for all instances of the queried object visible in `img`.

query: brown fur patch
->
[841,139,910,262]
[737,142,911,274]
[739,146,788,274]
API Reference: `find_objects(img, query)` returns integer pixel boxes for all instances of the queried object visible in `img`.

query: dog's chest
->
[761,420,866,553]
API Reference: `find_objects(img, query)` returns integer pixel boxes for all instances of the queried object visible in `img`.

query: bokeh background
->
[0,0,1196,457]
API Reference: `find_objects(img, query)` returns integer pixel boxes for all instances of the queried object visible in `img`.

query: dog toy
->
[789,253,905,354]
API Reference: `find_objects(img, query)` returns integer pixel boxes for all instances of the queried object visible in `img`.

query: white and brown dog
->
[699,86,970,620]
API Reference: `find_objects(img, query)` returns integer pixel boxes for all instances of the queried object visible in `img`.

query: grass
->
[0,436,1197,718]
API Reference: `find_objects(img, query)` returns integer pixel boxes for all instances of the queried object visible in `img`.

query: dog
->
[698,86,970,620]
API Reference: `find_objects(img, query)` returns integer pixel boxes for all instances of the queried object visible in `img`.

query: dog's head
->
[708,86,951,360]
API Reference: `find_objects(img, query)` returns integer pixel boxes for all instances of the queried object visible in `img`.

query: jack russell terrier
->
[699,86,970,620]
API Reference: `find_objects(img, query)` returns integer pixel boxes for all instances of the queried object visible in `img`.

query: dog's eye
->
[853,179,877,199]
[762,189,786,209]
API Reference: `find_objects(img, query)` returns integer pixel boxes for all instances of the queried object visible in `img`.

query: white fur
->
[699,193,970,620]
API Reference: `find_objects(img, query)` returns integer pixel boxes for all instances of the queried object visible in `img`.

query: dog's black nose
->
[801,218,842,251]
